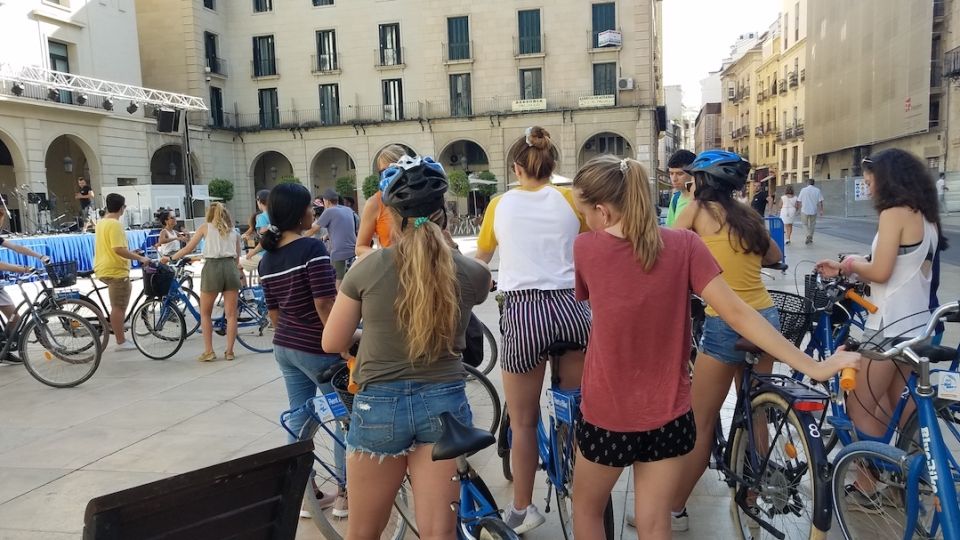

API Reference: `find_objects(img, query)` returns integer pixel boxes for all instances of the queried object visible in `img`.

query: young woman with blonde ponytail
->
[322,156,491,539]
[163,202,242,361]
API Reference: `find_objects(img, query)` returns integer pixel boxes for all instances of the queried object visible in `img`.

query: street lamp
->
[168,160,177,177]
[63,156,73,173]
[330,163,338,179]
[270,165,278,180]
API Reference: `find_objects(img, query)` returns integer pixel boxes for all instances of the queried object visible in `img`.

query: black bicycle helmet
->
[685,150,751,191]
[380,156,448,218]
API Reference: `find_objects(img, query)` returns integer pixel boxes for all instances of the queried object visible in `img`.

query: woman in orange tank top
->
[356,145,406,256]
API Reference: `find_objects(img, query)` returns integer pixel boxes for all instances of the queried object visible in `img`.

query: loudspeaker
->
[157,109,181,133]
[656,106,667,133]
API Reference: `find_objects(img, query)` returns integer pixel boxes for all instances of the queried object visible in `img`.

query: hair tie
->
[619,159,629,173]
[268,225,279,234]
[524,127,534,147]
[413,217,429,229]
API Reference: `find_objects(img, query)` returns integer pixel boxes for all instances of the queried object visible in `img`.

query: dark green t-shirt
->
[339,248,490,388]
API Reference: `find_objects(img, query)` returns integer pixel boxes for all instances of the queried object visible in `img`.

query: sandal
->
[198,351,217,362]
[224,351,236,361]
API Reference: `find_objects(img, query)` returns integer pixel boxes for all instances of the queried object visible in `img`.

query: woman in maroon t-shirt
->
[569,155,860,539]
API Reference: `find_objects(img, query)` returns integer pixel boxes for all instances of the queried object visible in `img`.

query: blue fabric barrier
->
[0,230,150,272]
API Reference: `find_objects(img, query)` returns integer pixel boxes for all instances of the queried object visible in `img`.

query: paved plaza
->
[1,217,959,539]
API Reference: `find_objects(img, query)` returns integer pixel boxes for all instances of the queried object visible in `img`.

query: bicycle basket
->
[330,365,355,414]
[769,290,815,346]
[46,261,77,288]
[803,274,833,310]
[143,264,175,298]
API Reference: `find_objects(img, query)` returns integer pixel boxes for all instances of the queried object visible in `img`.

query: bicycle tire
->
[464,364,501,435]
[172,287,201,337]
[477,322,499,375]
[728,392,829,540]
[298,415,411,540]
[498,405,513,481]
[178,275,194,291]
[832,441,927,540]
[131,300,186,360]
[473,518,520,540]
[53,298,110,352]
[236,297,274,353]
[20,310,101,388]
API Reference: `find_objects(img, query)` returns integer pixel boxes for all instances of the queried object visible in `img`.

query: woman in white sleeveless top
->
[778,185,797,244]
[816,149,945,446]
[163,203,242,362]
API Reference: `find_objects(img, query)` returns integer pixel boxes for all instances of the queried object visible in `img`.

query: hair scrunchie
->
[268,225,280,234]
[413,217,429,229]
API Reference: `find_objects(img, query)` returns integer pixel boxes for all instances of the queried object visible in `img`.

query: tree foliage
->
[207,179,235,202]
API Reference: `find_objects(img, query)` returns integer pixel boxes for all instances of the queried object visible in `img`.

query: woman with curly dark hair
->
[817,149,944,494]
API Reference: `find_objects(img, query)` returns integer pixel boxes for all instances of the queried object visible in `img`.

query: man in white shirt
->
[796,179,824,245]
[937,173,949,213]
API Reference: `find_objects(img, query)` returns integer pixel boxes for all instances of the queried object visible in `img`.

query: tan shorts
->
[201,257,242,293]
[239,252,262,273]
[100,277,132,310]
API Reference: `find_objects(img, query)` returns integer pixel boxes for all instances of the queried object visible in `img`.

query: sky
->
[663,0,782,108]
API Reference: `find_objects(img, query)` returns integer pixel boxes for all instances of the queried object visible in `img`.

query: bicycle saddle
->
[734,338,764,355]
[889,338,957,363]
[431,412,495,461]
[545,341,583,358]
[78,270,94,278]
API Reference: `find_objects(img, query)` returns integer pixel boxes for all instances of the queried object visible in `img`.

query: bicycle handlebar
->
[843,289,878,314]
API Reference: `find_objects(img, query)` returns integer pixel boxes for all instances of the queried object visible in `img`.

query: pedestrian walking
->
[317,188,357,288]
[796,178,824,244]
[937,172,949,213]
[778,186,798,244]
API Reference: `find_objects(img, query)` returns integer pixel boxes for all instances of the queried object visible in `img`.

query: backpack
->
[462,313,484,368]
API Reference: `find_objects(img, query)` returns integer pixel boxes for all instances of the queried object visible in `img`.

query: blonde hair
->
[205,202,233,238]
[392,208,460,363]
[574,155,662,270]
[508,126,558,180]
[377,144,408,173]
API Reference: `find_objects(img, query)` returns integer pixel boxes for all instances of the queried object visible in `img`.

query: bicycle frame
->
[538,387,580,497]
[84,275,146,323]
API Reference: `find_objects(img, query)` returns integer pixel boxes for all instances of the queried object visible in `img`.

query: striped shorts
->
[499,289,592,374]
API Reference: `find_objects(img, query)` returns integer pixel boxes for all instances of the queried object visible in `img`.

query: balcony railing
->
[931,60,943,88]
[311,53,339,73]
[945,46,960,79]
[251,59,278,78]
[778,80,787,94]
[206,56,227,76]
[755,126,764,136]
[795,122,804,137]
[757,89,765,102]
[375,47,404,68]
[785,127,795,139]
[800,69,806,82]
[789,71,798,87]
[766,121,777,133]
[935,0,945,18]
[515,35,545,56]
[444,41,472,62]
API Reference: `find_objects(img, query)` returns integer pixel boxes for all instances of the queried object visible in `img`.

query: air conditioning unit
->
[204,66,212,73]
[617,77,634,91]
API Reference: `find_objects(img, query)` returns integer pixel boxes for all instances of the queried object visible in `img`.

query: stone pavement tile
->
[0,469,166,535]
[165,400,278,437]
[0,424,157,470]
[151,370,279,402]
[0,427,59,456]
[231,396,290,428]
[81,398,219,431]
[84,431,271,474]
[0,468,71,505]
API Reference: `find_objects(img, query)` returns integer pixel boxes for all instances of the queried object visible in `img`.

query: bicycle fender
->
[791,408,834,533]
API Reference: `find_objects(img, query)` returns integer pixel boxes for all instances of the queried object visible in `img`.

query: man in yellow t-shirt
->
[95,193,150,351]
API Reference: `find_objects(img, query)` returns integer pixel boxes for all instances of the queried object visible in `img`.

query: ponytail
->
[260,226,281,252]
[573,155,663,270]
[393,208,460,363]
[205,202,233,238]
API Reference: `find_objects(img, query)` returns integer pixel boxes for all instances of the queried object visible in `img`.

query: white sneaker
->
[503,503,546,535]
[625,508,689,532]
[114,340,138,352]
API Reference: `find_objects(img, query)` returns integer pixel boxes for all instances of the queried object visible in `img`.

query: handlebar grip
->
[844,289,878,314]
[839,368,857,391]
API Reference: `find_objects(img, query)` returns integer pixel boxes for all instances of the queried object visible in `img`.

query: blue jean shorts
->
[700,306,781,365]
[345,380,472,457]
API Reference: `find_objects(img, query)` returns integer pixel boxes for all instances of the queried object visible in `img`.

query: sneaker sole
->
[510,515,546,535]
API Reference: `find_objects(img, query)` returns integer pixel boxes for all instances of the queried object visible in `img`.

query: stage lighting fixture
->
[47,87,60,101]
[11,82,24,96]
[77,94,88,105]
[103,98,114,111]
[126,101,139,114]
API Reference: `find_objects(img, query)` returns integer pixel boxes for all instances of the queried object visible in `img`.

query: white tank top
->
[866,219,938,337]
[202,226,239,258]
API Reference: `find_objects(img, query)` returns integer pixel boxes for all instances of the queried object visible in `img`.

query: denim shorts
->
[700,306,780,365]
[345,380,472,457]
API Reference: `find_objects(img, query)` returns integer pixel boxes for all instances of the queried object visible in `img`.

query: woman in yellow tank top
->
[670,150,784,525]
[356,145,407,256]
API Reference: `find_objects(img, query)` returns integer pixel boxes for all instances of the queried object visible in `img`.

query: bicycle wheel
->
[728,392,828,540]
[178,275,194,291]
[896,401,957,538]
[465,364,501,435]
[172,287,201,337]
[833,442,929,540]
[298,416,412,540]
[54,298,110,352]
[131,300,186,360]
[498,405,513,481]
[477,322,499,375]
[554,420,614,540]
[20,310,101,388]
[236,298,274,353]
[474,518,520,540]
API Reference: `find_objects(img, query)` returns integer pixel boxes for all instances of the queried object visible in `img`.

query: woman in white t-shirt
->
[778,185,798,244]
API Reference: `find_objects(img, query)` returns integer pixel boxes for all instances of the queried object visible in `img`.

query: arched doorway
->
[0,132,23,232]
[371,143,416,172]
[504,135,563,186]
[578,132,632,167]
[44,135,96,229]
[150,145,201,185]
[310,147,356,198]
[251,151,295,192]
[440,140,491,215]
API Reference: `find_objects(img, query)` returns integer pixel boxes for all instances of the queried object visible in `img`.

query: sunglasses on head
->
[861,158,873,166]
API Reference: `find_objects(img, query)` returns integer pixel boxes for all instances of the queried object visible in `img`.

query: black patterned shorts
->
[576,411,696,467]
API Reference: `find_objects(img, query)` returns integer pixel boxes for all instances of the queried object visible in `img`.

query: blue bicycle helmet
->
[685,150,751,191]
[380,156,448,218]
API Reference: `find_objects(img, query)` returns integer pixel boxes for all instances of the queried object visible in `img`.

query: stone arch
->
[249,150,295,192]
[504,134,563,184]
[150,144,202,185]
[438,139,490,173]
[371,143,417,172]
[0,129,26,231]
[43,134,100,220]
[577,131,634,167]
[309,146,357,197]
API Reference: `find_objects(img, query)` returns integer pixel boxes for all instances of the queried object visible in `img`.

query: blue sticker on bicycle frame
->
[324,392,349,419]
[546,389,577,425]
[310,393,349,422]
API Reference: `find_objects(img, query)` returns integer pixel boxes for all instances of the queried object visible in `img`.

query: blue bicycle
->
[284,363,518,540]
[497,341,614,540]
[832,301,960,540]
